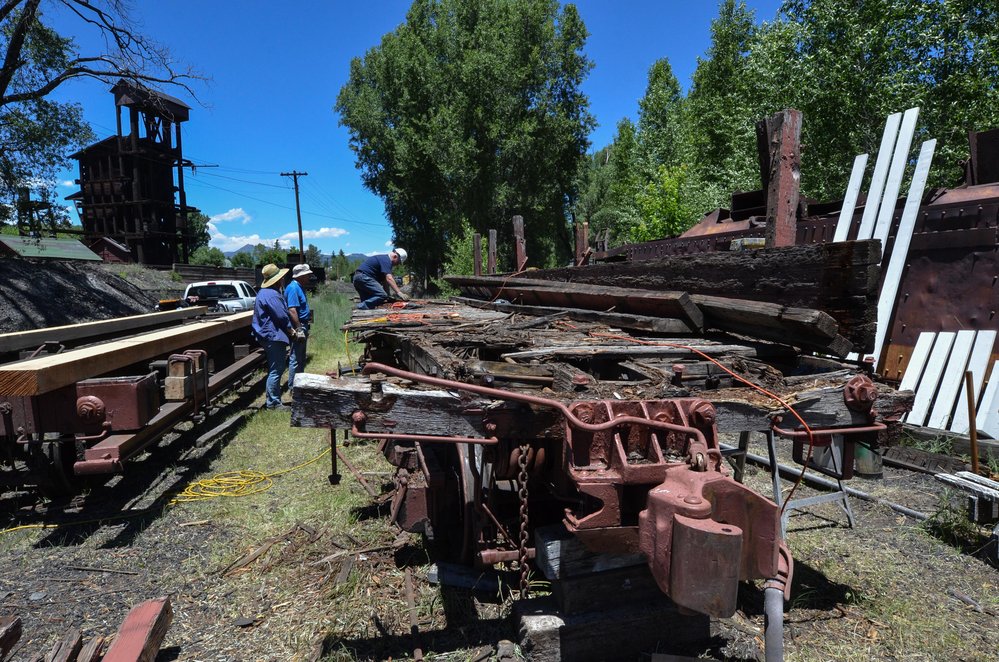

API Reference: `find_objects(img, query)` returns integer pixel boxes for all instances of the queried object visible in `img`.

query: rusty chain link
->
[518,442,530,598]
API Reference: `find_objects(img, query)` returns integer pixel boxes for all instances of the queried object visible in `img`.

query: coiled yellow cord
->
[1,447,331,534]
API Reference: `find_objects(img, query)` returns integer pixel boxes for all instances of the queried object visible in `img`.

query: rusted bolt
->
[683,495,702,505]
[483,420,498,433]
[76,395,106,422]
[689,400,717,427]
[844,375,878,412]
[571,373,590,386]
[671,364,685,386]
[575,403,594,424]
[351,410,368,426]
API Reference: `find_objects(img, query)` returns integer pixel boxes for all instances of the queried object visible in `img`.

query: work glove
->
[293,327,307,341]
[397,293,409,301]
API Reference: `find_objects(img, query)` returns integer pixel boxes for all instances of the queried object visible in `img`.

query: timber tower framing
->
[68,80,197,265]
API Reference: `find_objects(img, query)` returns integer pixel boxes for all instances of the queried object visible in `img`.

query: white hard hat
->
[393,247,408,263]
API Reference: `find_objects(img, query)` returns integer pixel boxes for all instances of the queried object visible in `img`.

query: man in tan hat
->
[286,262,314,396]
[252,263,293,410]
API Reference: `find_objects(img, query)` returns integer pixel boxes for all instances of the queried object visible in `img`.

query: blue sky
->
[49,0,783,257]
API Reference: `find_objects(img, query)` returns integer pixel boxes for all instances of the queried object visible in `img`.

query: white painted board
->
[950,330,997,434]
[873,139,936,369]
[927,330,975,430]
[872,107,920,252]
[833,153,869,243]
[907,331,955,426]
[899,332,936,392]
[978,360,999,439]
[856,111,904,241]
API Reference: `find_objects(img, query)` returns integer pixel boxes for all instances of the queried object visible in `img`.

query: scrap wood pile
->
[0,597,171,662]
[332,238,909,433]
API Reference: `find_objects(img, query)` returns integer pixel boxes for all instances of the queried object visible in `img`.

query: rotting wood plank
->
[0,616,22,659]
[446,276,704,330]
[453,296,697,335]
[44,628,82,662]
[0,307,209,355]
[101,597,172,662]
[0,311,252,397]
[502,239,881,351]
[292,372,902,435]
[759,109,802,248]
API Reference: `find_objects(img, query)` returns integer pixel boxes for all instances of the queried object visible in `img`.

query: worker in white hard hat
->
[352,247,408,310]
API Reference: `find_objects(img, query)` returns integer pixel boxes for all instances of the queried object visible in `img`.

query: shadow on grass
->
[26,379,264,549]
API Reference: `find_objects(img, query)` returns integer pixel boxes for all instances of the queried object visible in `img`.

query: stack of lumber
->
[445,239,881,357]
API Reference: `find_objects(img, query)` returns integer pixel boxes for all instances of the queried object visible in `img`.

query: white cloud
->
[384,240,393,247]
[279,227,348,242]
[209,208,252,224]
[60,180,76,188]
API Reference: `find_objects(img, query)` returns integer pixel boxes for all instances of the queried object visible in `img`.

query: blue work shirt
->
[357,254,393,283]
[251,287,292,345]
[285,279,311,324]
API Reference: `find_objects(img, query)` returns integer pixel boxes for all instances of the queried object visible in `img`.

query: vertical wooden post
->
[574,221,589,266]
[329,428,340,485]
[473,233,482,276]
[760,109,803,248]
[487,230,497,274]
[965,371,980,474]
[512,215,527,271]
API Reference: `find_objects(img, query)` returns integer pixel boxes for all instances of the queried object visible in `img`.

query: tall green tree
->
[186,212,211,252]
[0,1,196,228]
[637,59,685,172]
[189,246,225,267]
[685,0,760,204]
[336,0,595,285]
[304,243,323,268]
[230,251,254,268]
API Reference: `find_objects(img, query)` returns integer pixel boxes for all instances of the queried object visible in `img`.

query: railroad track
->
[0,310,265,496]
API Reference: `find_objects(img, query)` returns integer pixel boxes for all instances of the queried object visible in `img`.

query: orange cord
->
[588,331,817,514]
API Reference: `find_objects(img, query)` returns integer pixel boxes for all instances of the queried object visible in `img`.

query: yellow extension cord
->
[0,447,331,535]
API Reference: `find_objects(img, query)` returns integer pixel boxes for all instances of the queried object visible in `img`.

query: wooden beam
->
[446,276,704,330]
[0,307,208,355]
[102,597,172,662]
[0,311,252,396]
[0,616,21,659]
[473,232,482,277]
[487,229,497,275]
[453,297,697,335]
[509,239,881,351]
[760,109,802,248]
[512,215,527,271]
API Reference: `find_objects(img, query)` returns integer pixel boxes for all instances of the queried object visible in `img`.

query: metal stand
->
[328,428,341,485]
[766,430,855,537]
[719,430,751,483]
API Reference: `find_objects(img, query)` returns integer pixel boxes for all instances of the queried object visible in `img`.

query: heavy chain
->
[517,442,530,598]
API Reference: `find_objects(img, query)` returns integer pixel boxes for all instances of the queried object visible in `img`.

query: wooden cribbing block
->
[102,597,173,662]
[0,616,22,658]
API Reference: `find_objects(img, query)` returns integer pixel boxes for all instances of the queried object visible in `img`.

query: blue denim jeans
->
[288,324,308,398]
[352,272,388,309]
[264,339,289,408]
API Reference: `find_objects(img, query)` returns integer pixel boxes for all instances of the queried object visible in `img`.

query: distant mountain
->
[224,244,256,258]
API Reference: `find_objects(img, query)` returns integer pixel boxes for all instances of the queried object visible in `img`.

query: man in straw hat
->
[352,247,408,310]
[285,263,314,397]
[252,263,293,410]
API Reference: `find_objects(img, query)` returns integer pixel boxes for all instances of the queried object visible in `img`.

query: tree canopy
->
[578,0,999,248]
[336,0,595,283]
[1,1,196,228]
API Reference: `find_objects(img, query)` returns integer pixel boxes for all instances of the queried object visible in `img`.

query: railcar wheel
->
[28,438,77,498]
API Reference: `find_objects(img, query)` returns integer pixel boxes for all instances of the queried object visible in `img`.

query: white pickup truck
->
[182,280,257,312]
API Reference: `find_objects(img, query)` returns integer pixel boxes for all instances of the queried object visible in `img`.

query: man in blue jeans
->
[352,247,408,310]
[251,263,293,410]
[285,263,313,398]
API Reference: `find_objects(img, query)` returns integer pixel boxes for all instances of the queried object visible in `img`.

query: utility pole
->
[281,170,308,262]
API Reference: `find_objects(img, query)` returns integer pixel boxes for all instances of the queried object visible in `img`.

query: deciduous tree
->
[336,0,595,285]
